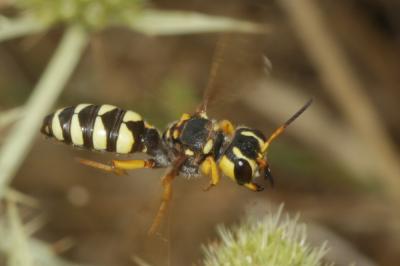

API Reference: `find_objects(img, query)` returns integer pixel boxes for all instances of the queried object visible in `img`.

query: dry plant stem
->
[280,0,400,202]
[242,80,371,181]
[0,25,88,198]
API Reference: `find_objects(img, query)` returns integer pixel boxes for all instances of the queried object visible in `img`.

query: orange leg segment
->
[147,156,186,236]
[77,158,155,176]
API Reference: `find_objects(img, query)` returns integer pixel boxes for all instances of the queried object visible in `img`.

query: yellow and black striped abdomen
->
[41,104,146,154]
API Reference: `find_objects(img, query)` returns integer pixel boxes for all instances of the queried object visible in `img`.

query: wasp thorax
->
[180,117,212,152]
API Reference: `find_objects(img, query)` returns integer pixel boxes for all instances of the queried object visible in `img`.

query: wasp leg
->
[77,158,127,176]
[112,159,156,170]
[218,119,235,137]
[200,156,221,191]
[244,182,264,192]
[76,158,155,176]
[148,156,186,236]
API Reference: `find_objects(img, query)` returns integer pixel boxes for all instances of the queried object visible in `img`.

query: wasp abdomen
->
[41,104,146,154]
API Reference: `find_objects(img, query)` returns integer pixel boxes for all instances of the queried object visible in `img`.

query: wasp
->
[40,39,312,235]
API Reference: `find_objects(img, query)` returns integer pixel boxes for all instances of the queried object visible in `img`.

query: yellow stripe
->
[219,155,235,181]
[92,117,107,150]
[123,110,142,122]
[51,109,64,141]
[203,139,213,154]
[232,147,257,174]
[74,103,91,113]
[98,104,117,115]
[240,131,264,147]
[70,114,84,145]
[116,123,134,154]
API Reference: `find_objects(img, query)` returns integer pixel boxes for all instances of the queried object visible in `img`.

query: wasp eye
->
[234,159,253,185]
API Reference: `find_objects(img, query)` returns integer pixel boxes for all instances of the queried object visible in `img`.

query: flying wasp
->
[40,38,312,235]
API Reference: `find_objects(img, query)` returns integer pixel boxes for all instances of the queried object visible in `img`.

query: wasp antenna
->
[262,98,313,153]
[283,98,313,128]
[196,35,228,114]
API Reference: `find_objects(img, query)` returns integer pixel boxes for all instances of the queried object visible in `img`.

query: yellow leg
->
[77,158,155,176]
[113,159,155,170]
[200,156,221,191]
[218,119,235,137]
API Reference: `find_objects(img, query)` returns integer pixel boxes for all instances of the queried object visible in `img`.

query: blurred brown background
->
[1,0,400,265]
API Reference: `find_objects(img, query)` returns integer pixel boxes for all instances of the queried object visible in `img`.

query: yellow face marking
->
[92,117,107,150]
[51,109,64,141]
[165,128,171,139]
[70,114,84,146]
[232,147,257,175]
[218,155,235,181]
[98,104,117,115]
[144,122,154,128]
[173,129,179,139]
[203,139,213,154]
[240,131,264,147]
[74,103,91,113]
[123,110,142,122]
[185,149,194,156]
[116,123,134,154]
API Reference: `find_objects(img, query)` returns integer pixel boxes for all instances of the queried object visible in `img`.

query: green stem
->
[0,16,44,42]
[0,25,88,198]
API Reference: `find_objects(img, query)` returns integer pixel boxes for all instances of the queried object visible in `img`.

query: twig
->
[279,0,400,203]
[0,16,44,42]
[0,25,88,198]
[0,107,24,130]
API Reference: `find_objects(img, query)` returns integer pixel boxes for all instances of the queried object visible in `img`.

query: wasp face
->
[218,128,267,191]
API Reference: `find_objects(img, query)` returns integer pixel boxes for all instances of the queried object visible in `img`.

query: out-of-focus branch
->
[0,107,24,130]
[0,198,86,266]
[0,25,88,198]
[131,10,269,35]
[241,79,373,181]
[0,16,44,42]
[279,0,400,203]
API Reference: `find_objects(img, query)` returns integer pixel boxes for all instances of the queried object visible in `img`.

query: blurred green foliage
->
[15,0,145,29]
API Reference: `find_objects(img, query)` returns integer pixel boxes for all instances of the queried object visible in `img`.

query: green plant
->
[203,206,329,266]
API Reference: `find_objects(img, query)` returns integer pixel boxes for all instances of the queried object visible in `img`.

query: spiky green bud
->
[203,207,329,266]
